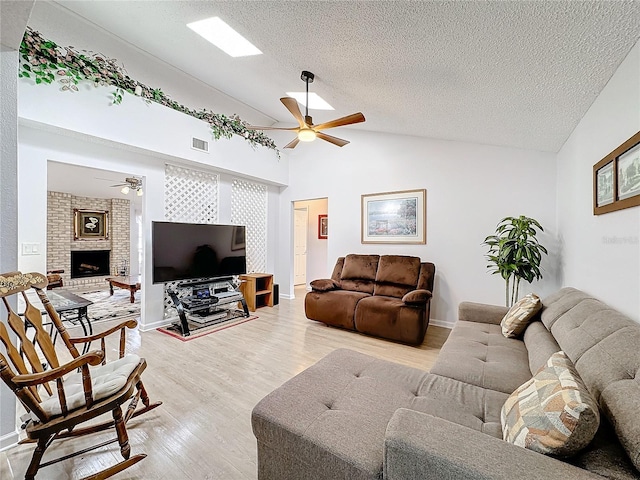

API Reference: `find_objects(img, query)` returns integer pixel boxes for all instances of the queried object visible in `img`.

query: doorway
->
[294,208,308,285]
[292,198,328,289]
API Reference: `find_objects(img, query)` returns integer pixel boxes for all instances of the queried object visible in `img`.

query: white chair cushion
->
[36,354,140,419]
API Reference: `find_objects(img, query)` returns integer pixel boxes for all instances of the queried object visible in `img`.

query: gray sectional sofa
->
[251,287,640,479]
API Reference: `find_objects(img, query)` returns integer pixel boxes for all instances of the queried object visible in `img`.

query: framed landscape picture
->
[361,189,426,244]
[617,142,640,201]
[596,162,614,207]
[74,209,109,240]
[593,130,640,215]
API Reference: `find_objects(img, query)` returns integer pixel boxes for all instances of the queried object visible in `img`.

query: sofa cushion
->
[501,293,542,338]
[305,290,370,330]
[430,320,532,394]
[416,262,436,292]
[413,374,509,438]
[310,278,340,292]
[373,255,421,298]
[501,351,600,457]
[252,348,431,480]
[340,254,380,294]
[522,320,561,375]
[354,296,428,345]
[540,287,592,331]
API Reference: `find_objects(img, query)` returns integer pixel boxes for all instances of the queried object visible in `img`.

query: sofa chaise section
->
[253,287,640,479]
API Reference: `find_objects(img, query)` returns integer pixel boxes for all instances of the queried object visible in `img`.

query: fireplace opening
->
[71,250,111,278]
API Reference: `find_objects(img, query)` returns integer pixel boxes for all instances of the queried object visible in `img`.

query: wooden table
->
[106,275,141,303]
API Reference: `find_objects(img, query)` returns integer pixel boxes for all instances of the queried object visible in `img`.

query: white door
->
[294,208,308,285]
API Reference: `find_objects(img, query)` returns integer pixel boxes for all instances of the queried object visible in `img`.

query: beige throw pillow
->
[501,351,600,457]
[501,293,542,338]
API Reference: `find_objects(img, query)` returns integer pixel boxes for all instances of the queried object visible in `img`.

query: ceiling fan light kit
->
[246,70,365,149]
[297,128,317,142]
[113,177,143,196]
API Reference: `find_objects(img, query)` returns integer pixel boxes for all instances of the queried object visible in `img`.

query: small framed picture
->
[74,209,109,240]
[596,162,614,207]
[361,189,426,244]
[318,215,328,239]
[617,143,640,201]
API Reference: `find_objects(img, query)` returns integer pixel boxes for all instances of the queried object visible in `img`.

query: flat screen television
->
[152,221,246,284]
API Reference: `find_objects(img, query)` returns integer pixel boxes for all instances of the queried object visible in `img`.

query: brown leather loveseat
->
[304,254,435,345]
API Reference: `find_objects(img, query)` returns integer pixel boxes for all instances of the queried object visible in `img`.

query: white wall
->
[557,40,640,321]
[0,47,21,452]
[293,198,329,289]
[0,0,35,451]
[278,132,558,325]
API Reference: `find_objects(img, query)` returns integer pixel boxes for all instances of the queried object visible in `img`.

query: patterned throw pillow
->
[501,351,600,457]
[501,293,542,338]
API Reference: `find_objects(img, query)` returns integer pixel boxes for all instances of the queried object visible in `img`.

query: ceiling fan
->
[247,71,365,149]
[111,177,143,196]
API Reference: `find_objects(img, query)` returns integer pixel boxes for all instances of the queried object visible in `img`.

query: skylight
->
[187,17,262,58]
[286,92,334,110]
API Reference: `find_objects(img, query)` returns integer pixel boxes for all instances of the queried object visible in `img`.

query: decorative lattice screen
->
[231,179,268,273]
[163,164,219,313]
[164,164,218,223]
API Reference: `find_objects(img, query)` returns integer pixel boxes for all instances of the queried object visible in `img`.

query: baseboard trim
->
[140,318,174,332]
[280,294,294,300]
[0,429,19,451]
[430,318,454,330]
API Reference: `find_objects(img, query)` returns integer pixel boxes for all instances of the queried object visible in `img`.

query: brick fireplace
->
[47,192,131,288]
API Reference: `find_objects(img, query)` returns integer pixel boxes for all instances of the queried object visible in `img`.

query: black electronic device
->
[193,286,210,300]
[152,222,247,284]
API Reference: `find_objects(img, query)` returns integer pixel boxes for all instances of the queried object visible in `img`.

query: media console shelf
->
[167,278,249,337]
[240,273,274,312]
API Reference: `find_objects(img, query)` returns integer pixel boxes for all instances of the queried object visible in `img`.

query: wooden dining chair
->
[0,271,161,480]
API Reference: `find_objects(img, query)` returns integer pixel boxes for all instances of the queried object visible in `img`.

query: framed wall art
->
[593,131,640,215]
[318,214,328,239]
[361,189,426,244]
[74,209,109,240]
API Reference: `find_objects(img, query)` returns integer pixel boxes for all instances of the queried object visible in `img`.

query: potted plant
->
[483,215,548,307]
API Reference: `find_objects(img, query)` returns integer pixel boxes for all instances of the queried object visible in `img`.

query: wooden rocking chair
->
[0,272,161,479]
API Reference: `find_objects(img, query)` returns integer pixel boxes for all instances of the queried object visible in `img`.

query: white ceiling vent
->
[191,137,209,153]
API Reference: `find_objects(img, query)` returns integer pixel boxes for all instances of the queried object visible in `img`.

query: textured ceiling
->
[35,1,640,152]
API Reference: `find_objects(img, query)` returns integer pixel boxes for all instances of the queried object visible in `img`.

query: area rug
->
[80,289,140,325]
[157,314,259,342]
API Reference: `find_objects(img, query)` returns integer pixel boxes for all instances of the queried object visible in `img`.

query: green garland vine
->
[18,27,279,155]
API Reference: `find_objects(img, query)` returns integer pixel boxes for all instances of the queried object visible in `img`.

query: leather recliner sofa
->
[304,254,435,345]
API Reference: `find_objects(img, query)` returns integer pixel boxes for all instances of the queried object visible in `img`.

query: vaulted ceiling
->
[27,1,640,152]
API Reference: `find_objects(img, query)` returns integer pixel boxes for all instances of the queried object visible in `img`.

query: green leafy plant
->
[18,27,279,156]
[483,215,548,307]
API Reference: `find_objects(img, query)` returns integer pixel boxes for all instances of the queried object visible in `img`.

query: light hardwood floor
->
[0,286,449,479]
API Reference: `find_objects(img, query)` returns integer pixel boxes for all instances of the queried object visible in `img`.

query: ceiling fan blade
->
[316,132,350,147]
[313,112,365,132]
[109,183,127,187]
[280,97,306,127]
[245,125,299,131]
[284,137,300,149]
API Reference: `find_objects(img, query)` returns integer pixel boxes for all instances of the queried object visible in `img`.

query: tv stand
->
[167,279,249,337]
